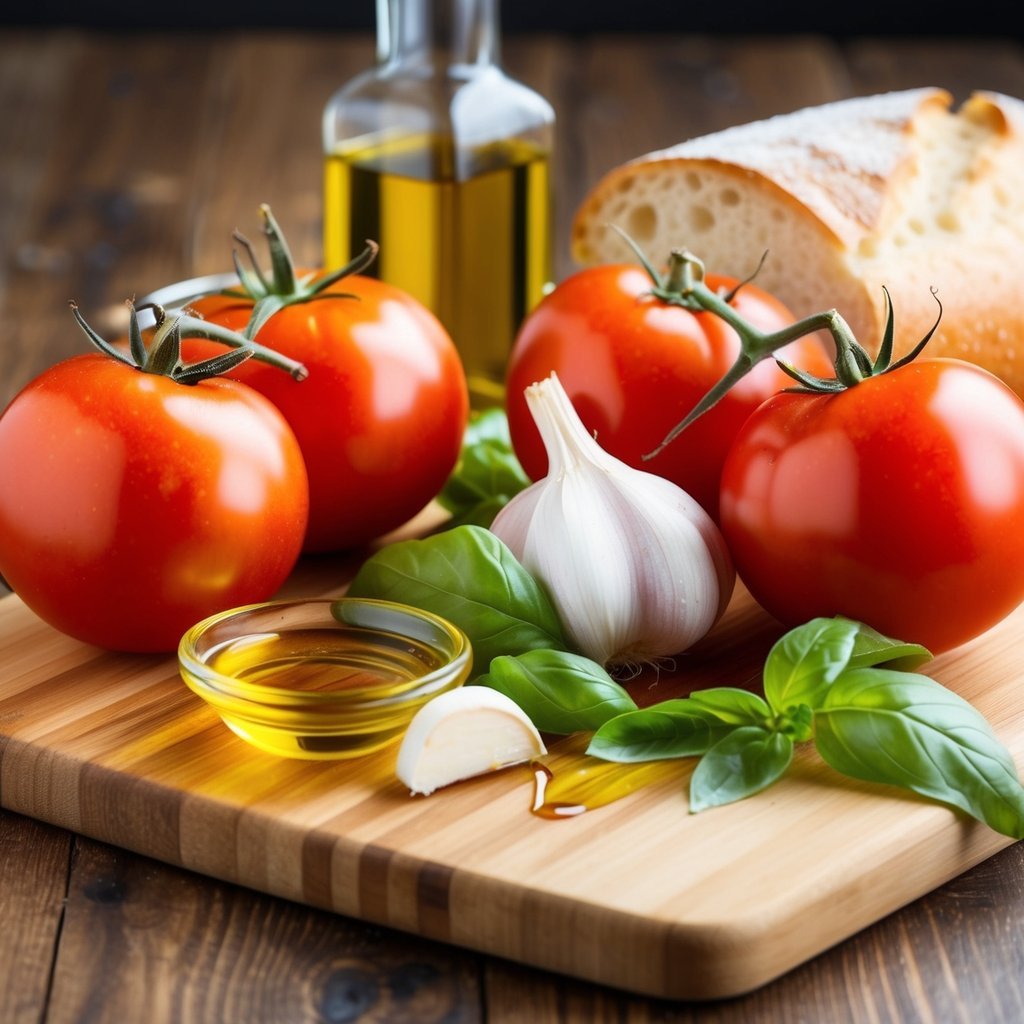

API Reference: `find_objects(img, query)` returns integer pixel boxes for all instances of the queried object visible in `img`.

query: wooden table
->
[2,26,1023,1023]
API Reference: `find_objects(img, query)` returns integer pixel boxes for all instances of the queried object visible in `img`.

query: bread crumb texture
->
[572,89,1024,396]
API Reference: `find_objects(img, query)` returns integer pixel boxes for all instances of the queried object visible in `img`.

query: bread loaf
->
[571,88,1024,397]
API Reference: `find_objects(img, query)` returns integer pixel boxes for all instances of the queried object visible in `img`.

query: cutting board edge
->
[433,825,1018,1000]
[2,729,1018,1001]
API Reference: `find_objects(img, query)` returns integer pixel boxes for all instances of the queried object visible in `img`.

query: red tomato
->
[504,264,832,521]
[0,354,309,652]
[185,277,468,552]
[719,359,1024,653]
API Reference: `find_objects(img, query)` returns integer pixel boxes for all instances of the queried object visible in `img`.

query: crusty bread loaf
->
[571,88,1024,397]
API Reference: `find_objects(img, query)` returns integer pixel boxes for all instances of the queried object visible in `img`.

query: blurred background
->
[4,0,1022,36]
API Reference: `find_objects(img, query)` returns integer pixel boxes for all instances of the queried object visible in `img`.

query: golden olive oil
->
[206,627,445,757]
[324,134,551,405]
[210,627,444,693]
[531,736,684,818]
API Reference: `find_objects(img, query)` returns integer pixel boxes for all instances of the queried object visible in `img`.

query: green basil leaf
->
[689,687,771,726]
[689,727,794,812]
[440,494,513,531]
[587,700,736,763]
[463,406,516,448]
[474,649,637,734]
[815,667,1024,839]
[764,617,861,713]
[846,620,932,671]
[347,525,569,670]
[437,410,530,529]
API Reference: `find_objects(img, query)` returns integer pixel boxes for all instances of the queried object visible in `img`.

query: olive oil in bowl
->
[179,598,472,760]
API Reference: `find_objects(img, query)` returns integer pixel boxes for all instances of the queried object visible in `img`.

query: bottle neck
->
[376,0,500,70]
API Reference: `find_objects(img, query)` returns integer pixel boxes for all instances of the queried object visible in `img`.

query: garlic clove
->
[396,687,547,796]
[491,372,734,669]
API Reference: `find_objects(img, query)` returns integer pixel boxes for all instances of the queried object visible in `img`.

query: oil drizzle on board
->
[530,735,685,819]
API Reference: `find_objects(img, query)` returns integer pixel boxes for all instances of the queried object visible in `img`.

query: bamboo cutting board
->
[0,544,1022,1001]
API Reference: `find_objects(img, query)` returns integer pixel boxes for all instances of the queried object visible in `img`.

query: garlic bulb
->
[491,373,734,670]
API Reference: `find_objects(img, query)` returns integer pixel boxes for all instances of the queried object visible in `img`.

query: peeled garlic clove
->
[396,687,546,796]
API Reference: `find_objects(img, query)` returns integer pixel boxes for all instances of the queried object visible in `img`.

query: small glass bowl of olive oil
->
[178,598,472,760]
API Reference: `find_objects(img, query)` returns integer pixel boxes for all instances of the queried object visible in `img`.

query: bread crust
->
[571,89,1024,398]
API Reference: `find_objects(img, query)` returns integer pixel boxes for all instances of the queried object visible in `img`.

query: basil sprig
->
[589,617,1024,838]
[437,409,531,529]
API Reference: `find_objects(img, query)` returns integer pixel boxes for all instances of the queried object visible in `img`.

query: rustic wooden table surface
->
[2,26,1024,1024]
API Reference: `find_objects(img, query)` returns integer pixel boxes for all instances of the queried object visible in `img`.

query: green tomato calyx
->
[775,287,942,394]
[70,300,308,385]
[223,203,379,341]
[619,221,944,460]
[607,227,861,459]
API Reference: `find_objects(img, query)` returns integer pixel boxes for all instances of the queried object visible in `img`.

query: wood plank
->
[0,31,77,303]
[10,815,1018,1024]
[44,835,482,1024]
[0,810,72,1022]
[0,31,226,406]
[0,31,84,407]
[503,34,575,280]
[182,32,374,277]
[844,37,1024,101]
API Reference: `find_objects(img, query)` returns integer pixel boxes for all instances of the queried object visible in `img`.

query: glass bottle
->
[322,0,554,405]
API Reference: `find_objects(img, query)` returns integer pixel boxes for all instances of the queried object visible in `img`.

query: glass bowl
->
[178,598,472,760]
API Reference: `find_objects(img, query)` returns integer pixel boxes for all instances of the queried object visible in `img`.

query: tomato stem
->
[260,203,298,295]
[218,203,379,344]
[608,226,942,459]
[644,269,860,459]
[69,301,309,386]
[173,313,309,381]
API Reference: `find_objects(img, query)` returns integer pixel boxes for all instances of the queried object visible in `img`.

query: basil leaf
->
[764,617,860,713]
[462,406,516,448]
[690,687,771,726]
[689,727,794,812]
[474,649,636,734]
[347,525,569,670]
[437,409,530,529]
[846,620,931,671]
[440,494,512,531]
[587,700,736,763]
[815,668,1024,839]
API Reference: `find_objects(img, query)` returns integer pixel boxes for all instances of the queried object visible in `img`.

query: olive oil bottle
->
[322,0,554,405]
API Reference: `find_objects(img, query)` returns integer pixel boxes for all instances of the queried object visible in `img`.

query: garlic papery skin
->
[491,373,734,670]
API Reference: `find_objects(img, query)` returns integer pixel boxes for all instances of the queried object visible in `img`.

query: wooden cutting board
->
[1,537,1022,1001]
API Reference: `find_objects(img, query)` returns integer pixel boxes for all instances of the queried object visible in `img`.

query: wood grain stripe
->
[78,765,182,866]
[301,829,337,910]
[358,843,395,923]
[416,861,455,942]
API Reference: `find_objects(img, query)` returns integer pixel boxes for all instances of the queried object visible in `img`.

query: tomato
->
[504,263,831,521]
[719,359,1024,653]
[183,279,468,553]
[0,353,309,652]
[174,205,469,558]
